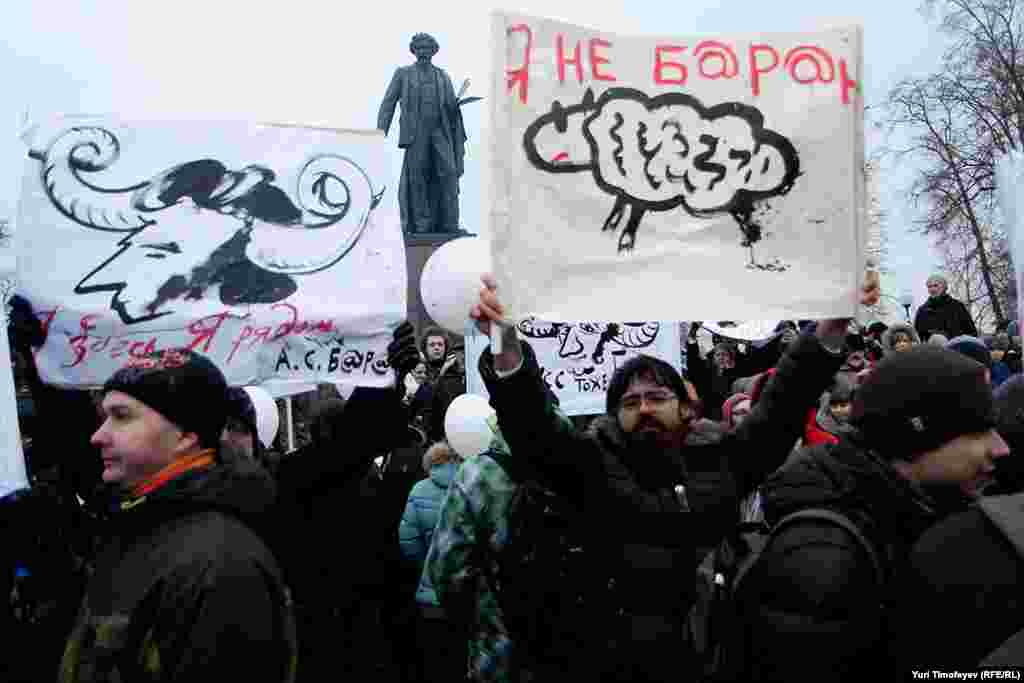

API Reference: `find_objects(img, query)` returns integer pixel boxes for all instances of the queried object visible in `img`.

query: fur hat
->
[851,346,995,460]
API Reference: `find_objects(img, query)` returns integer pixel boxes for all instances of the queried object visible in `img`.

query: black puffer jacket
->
[914,293,978,341]
[481,332,842,681]
[743,438,962,682]
[60,457,296,683]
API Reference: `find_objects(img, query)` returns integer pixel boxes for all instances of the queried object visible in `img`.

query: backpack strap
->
[771,508,885,587]
[977,492,1024,560]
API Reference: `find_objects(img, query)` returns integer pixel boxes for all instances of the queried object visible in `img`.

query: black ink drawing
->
[522,87,800,271]
[517,318,660,365]
[30,126,384,325]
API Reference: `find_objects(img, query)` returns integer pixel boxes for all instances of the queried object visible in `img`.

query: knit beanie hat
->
[945,335,991,367]
[102,348,228,449]
[850,346,995,460]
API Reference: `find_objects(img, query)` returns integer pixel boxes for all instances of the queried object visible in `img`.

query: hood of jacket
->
[881,322,921,351]
[760,437,945,547]
[815,396,857,438]
[428,461,458,489]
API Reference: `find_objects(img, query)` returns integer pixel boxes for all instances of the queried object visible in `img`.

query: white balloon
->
[444,393,496,459]
[420,236,491,335]
[242,386,280,449]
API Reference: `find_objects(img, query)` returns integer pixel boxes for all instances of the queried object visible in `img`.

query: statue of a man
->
[378,33,468,234]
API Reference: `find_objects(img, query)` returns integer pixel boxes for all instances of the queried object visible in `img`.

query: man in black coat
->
[469,272,880,682]
[914,273,979,342]
[743,346,1010,681]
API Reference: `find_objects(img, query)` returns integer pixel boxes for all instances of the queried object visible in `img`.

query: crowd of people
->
[3,270,1024,682]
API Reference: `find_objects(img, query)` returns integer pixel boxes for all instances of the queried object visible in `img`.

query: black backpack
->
[484,448,586,672]
[689,507,885,681]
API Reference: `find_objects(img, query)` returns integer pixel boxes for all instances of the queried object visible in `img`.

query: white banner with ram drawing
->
[15,117,406,390]
[466,319,681,416]
[490,12,865,322]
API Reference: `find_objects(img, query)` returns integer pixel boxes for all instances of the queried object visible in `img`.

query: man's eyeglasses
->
[620,391,678,411]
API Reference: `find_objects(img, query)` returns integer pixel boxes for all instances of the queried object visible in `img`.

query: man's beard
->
[627,416,685,450]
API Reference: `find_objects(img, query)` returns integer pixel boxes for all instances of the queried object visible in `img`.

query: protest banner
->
[466,319,681,416]
[489,12,865,322]
[15,117,406,390]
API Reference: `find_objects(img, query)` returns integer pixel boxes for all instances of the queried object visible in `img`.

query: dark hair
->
[606,355,689,414]
[420,326,449,357]
[409,33,440,55]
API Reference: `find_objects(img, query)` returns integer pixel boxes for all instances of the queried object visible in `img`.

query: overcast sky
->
[0,0,951,321]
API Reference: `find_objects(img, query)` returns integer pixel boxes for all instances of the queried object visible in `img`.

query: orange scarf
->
[129,449,216,500]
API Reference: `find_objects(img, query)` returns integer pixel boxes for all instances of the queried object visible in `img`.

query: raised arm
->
[727,273,881,498]
[471,277,599,504]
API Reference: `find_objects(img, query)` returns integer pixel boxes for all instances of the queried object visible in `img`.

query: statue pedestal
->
[403,230,476,341]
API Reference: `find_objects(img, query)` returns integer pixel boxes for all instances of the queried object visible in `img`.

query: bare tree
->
[882,0,1024,328]
[862,160,893,321]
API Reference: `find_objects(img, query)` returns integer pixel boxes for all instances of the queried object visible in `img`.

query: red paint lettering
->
[783,45,835,84]
[840,58,858,105]
[749,44,780,97]
[694,40,738,79]
[38,308,59,344]
[252,327,272,344]
[654,45,688,85]
[589,38,616,82]
[314,320,334,333]
[109,339,131,359]
[227,326,253,364]
[125,339,155,360]
[557,34,584,84]
[65,315,99,369]
[188,312,231,353]
[506,23,533,104]
[271,302,300,341]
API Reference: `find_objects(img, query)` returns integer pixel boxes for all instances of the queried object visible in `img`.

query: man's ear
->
[175,430,200,454]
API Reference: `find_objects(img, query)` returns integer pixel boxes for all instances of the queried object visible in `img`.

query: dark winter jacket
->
[686,340,779,421]
[274,386,405,610]
[899,499,1024,669]
[914,293,978,342]
[480,331,843,680]
[59,457,297,683]
[744,437,969,682]
[427,363,466,443]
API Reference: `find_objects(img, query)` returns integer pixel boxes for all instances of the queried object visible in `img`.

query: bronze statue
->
[377,33,477,234]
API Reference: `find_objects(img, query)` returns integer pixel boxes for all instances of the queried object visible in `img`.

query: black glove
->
[688,321,702,340]
[387,322,420,392]
[8,295,45,350]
